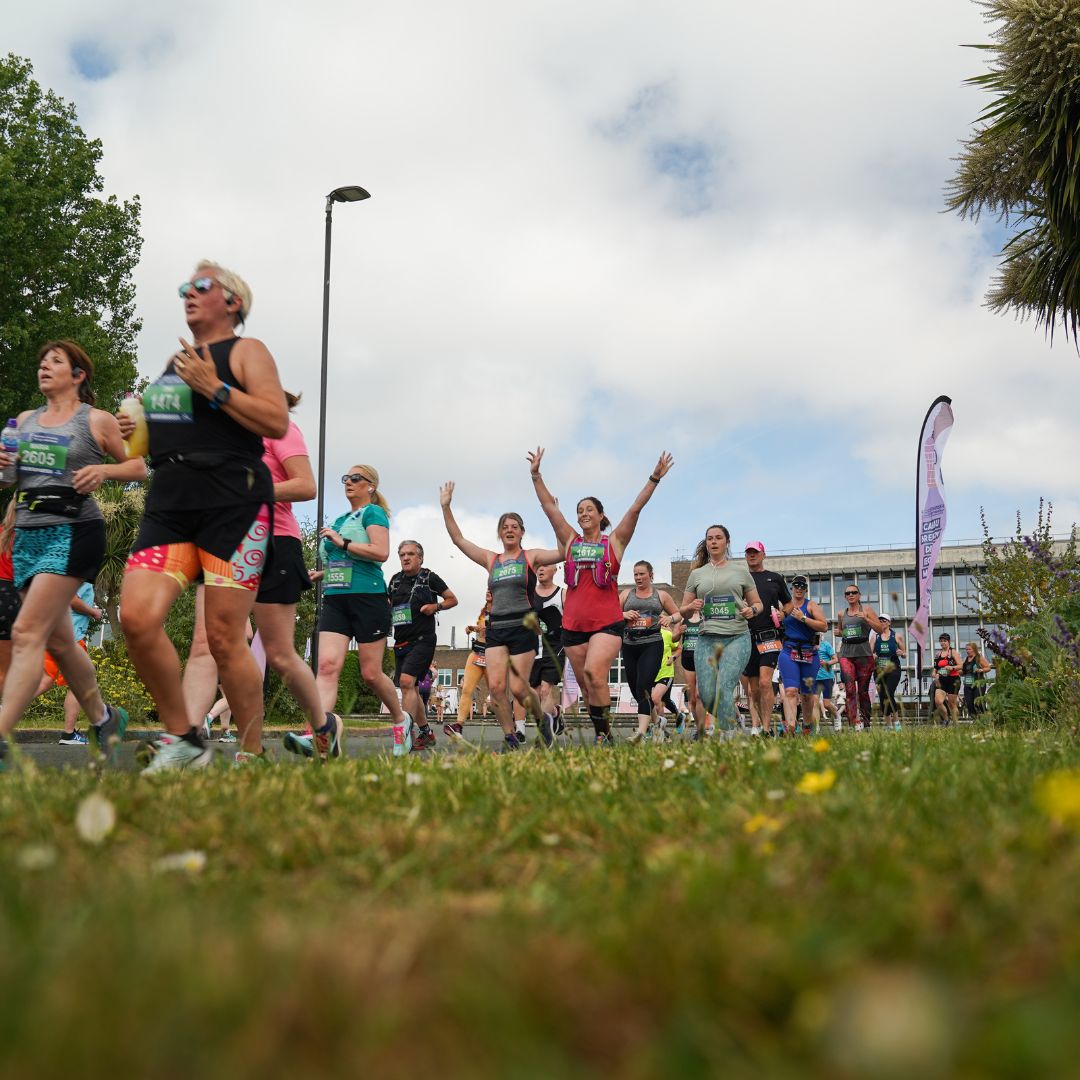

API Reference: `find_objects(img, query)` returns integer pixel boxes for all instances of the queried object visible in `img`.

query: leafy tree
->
[946,1,1080,340]
[0,53,142,420]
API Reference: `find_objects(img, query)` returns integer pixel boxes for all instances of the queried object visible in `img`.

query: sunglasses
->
[792,582,808,589]
[179,277,223,299]
[844,590,859,596]
[341,473,374,485]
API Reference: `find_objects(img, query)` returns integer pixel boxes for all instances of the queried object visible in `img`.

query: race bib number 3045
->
[703,594,737,619]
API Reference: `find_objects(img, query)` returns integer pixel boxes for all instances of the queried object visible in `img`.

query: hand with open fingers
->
[527,446,545,476]
[439,482,455,508]
[652,451,675,480]
[173,338,219,398]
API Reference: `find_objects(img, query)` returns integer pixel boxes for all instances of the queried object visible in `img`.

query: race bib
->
[876,658,893,673]
[144,376,194,423]
[325,559,353,590]
[703,594,737,619]
[963,674,974,687]
[17,432,70,478]
[757,638,782,655]
[789,646,817,664]
[473,652,487,669]
[491,561,525,583]
[843,624,863,639]
[391,603,412,627]
[683,624,701,646]
[570,541,604,565]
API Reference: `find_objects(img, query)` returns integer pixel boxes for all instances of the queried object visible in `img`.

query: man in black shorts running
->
[387,540,457,751]
[740,541,792,735]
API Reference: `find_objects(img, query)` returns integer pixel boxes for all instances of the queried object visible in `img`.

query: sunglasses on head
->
[341,473,373,485]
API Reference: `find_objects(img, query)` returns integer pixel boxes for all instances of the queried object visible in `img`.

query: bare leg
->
[203,585,262,754]
[356,638,407,724]
[740,675,760,729]
[182,586,220,728]
[757,668,775,733]
[255,601,323,729]
[62,689,81,734]
[482,647,516,737]
[315,631,348,714]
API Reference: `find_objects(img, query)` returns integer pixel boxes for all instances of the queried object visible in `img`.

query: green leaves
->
[945,1,1080,340]
[0,53,142,420]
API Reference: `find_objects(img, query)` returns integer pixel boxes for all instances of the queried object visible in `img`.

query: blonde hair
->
[1,498,15,556]
[354,464,391,515]
[195,259,253,325]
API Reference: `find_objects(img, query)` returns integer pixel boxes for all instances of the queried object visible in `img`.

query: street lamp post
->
[311,184,371,674]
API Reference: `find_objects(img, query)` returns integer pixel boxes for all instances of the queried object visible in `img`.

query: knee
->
[317,657,342,680]
[399,674,416,691]
[264,644,294,673]
[358,659,383,683]
[121,606,160,643]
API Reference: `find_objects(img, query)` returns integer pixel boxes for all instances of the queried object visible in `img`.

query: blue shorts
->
[777,646,819,695]
[815,679,834,700]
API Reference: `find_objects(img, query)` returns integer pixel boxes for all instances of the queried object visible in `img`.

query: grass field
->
[1,726,1078,1077]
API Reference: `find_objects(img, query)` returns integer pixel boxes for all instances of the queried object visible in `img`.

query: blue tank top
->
[875,632,900,668]
[782,600,815,645]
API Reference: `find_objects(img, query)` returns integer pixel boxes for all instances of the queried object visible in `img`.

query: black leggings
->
[964,684,985,716]
[622,638,663,717]
[877,666,902,717]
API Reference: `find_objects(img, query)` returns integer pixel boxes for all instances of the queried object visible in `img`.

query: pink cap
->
[744,541,765,554]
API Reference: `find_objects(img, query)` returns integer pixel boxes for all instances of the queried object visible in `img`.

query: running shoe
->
[595,732,614,748]
[443,721,464,739]
[854,721,865,732]
[314,712,345,760]
[90,704,128,765]
[496,734,520,754]
[538,712,555,748]
[201,714,212,740]
[58,730,88,746]
[750,726,762,737]
[627,730,646,745]
[141,733,214,774]
[392,720,413,757]
[233,749,269,767]
[552,708,565,736]
[412,726,437,752]
[675,711,687,735]
[833,719,842,732]
[282,731,315,758]
[220,731,237,744]
[893,720,902,732]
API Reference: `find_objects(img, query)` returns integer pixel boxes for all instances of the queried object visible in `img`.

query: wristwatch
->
[209,383,232,410]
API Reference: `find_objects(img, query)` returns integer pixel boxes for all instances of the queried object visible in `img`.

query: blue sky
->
[7,1,1080,639]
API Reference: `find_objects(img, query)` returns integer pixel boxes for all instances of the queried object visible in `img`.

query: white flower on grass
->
[154,850,207,875]
[406,772,423,786]
[75,792,116,845]
[588,780,604,795]
[766,789,786,801]
[540,833,561,846]
[663,759,676,770]
[363,773,380,783]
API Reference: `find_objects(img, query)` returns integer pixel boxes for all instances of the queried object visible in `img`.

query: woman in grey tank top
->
[0,341,146,766]
[619,560,682,741]
[835,583,886,731]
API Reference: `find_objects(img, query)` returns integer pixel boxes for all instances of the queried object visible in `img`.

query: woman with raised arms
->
[527,447,674,746]
[440,483,562,751]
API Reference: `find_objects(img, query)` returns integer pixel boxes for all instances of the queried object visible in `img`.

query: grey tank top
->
[838,611,872,658]
[623,587,663,643]
[15,404,104,527]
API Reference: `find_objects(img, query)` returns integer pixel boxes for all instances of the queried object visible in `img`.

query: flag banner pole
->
[911,395,955,720]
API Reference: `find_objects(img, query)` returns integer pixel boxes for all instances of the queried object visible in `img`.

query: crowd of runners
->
[0,260,992,771]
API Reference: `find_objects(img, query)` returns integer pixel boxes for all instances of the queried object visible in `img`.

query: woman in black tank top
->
[119,261,290,771]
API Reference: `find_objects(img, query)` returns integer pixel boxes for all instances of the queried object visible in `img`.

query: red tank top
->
[562,535,622,632]
[0,548,12,582]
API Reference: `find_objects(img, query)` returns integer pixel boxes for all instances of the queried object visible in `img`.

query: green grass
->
[0,727,1078,1077]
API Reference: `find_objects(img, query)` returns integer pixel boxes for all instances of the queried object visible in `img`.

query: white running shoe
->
[854,721,865,732]
[141,734,215,774]
[750,726,762,737]
[833,719,842,732]
[392,720,413,757]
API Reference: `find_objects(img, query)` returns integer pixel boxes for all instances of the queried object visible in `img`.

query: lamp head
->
[329,185,371,203]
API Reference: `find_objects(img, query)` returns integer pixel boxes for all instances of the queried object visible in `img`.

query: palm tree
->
[93,481,145,642]
[946,0,1080,341]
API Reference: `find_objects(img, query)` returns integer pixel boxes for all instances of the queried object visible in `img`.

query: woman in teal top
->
[678,524,762,735]
[315,463,411,753]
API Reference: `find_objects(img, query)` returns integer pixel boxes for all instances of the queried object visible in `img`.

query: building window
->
[456,669,467,685]
[861,573,880,605]
[932,569,956,616]
[812,576,831,615]
[882,574,905,618]
[438,669,453,687]
[608,656,624,685]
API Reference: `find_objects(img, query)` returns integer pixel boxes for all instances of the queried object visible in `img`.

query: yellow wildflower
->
[743,813,781,835]
[795,768,837,795]
[1034,769,1080,828]
[812,738,830,753]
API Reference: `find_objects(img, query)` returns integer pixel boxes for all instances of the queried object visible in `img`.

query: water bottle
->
[0,419,18,485]
[118,394,149,458]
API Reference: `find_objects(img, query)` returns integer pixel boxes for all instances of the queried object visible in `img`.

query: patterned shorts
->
[125,507,270,591]
[12,520,105,591]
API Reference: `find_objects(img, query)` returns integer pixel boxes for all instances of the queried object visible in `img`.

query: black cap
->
[790,575,808,589]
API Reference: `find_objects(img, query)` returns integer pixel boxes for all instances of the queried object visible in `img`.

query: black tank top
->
[143,338,272,509]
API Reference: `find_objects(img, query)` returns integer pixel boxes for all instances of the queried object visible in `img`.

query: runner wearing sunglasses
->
[119,261,287,771]
[315,466,412,754]
[835,583,885,731]
[527,446,675,745]
[776,575,828,735]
